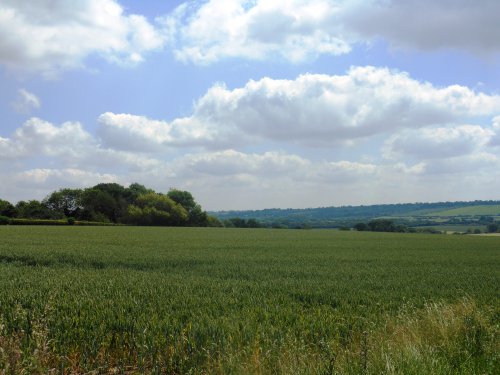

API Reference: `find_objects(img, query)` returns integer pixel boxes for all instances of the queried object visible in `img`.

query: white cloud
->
[0,0,166,75]
[13,168,118,188]
[2,118,93,159]
[489,116,500,147]
[384,125,495,160]
[11,89,41,114]
[164,0,500,65]
[0,117,161,172]
[164,0,351,64]
[1,117,499,208]
[98,67,500,150]
[345,0,500,55]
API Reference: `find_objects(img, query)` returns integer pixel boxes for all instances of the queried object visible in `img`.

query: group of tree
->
[222,218,263,228]
[353,219,409,233]
[0,183,222,227]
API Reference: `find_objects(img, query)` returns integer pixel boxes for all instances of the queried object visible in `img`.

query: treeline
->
[353,219,500,234]
[0,183,223,227]
[353,219,410,233]
[213,200,500,224]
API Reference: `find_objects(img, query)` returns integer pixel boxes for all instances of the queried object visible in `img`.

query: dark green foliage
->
[17,183,211,227]
[15,200,62,219]
[0,215,10,225]
[43,188,83,218]
[126,183,154,202]
[487,223,499,233]
[354,219,408,233]
[367,219,397,232]
[167,189,209,226]
[223,217,263,228]
[206,215,223,227]
[0,199,15,217]
[354,222,367,231]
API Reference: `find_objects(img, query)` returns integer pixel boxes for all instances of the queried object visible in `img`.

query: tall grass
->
[0,227,498,374]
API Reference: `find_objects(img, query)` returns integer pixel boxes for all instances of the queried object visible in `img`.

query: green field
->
[0,227,498,374]
[420,204,500,217]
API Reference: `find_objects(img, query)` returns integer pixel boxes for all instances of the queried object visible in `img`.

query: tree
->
[15,200,60,219]
[354,222,367,231]
[125,183,153,203]
[81,189,117,222]
[367,219,397,232]
[125,193,188,226]
[487,223,499,233]
[247,218,262,228]
[167,189,208,226]
[43,188,83,218]
[0,199,16,217]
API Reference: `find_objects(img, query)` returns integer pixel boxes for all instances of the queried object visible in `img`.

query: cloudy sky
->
[1,0,499,210]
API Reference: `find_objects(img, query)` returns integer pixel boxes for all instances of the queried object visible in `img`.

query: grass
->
[0,226,499,374]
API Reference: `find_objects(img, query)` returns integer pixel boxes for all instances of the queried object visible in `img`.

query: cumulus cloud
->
[0,118,92,159]
[384,125,495,160]
[98,67,500,149]
[164,0,500,65]
[97,112,225,151]
[0,117,161,172]
[0,0,166,75]
[13,168,118,189]
[164,0,351,64]
[11,89,41,114]
[1,115,499,208]
[489,116,500,147]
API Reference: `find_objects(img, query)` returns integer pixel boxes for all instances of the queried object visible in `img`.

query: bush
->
[9,218,68,225]
[486,223,499,233]
[0,215,10,225]
[354,222,367,231]
[67,217,76,225]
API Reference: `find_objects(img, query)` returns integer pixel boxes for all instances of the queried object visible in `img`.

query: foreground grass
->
[0,227,498,374]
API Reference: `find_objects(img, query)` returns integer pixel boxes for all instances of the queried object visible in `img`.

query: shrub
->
[0,215,10,225]
[67,217,76,225]
[486,223,499,233]
[9,218,68,225]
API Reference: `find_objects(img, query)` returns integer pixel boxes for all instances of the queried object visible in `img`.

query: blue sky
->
[1,0,499,210]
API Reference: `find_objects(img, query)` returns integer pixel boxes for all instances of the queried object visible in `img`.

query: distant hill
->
[211,200,500,228]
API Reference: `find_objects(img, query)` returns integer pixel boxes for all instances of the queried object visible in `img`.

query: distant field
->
[419,204,500,217]
[415,224,488,233]
[0,227,498,374]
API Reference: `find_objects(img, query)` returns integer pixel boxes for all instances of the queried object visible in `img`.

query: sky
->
[0,0,499,211]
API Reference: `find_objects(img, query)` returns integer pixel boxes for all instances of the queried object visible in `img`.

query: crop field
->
[0,227,499,374]
[420,204,500,217]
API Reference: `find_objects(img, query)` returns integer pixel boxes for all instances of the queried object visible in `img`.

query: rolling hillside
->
[211,200,500,228]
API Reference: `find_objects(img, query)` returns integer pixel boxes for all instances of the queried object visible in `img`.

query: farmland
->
[0,226,499,374]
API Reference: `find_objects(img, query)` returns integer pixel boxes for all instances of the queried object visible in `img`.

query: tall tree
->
[0,199,16,217]
[43,188,83,218]
[167,189,208,226]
